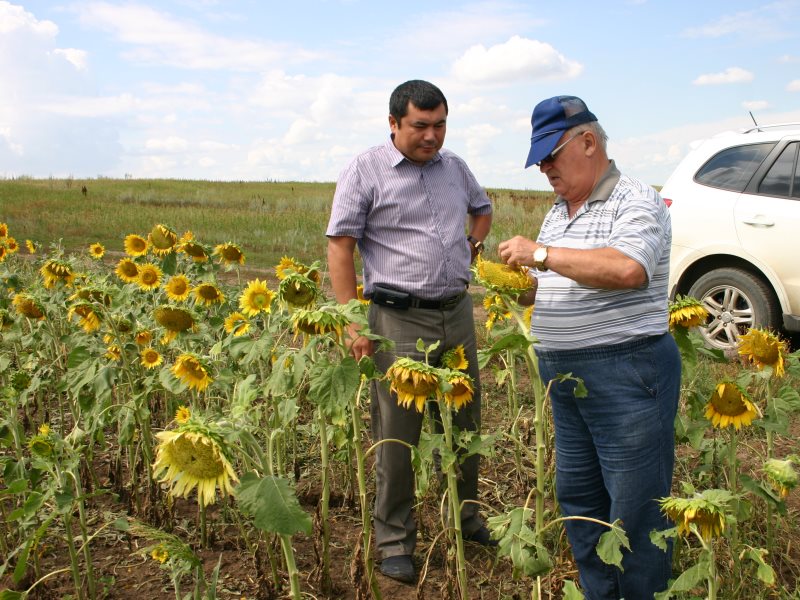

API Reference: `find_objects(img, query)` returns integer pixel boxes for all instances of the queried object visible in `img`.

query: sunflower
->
[0,245,6,263]
[224,312,251,337]
[175,405,191,424]
[124,234,149,257]
[275,256,320,283]
[151,546,169,564]
[278,272,318,308]
[483,292,512,331]
[356,284,370,304]
[135,329,153,346]
[13,293,45,320]
[152,423,237,506]
[40,259,75,289]
[115,258,140,283]
[660,490,732,542]
[443,370,474,411]
[25,239,37,254]
[763,458,798,499]
[148,224,178,256]
[5,237,18,254]
[668,295,709,329]
[441,345,468,371]
[474,255,533,294]
[704,381,758,430]
[385,356,441,413]
[239,279,274,316]
[164,274,192,302]
[291,306,349,342]
[105,345,122,361]
[738,328,788,378]
[89,242,105,259]
[523,305,534,330]
[0,222,7,237]
[154,305,197,343]
[180,240,210,263]
[194,282,225,306]
[67,302,102,333]
[214,242,245,266]
[27,430,55,459]
[69,286,112,306]
[179,231,194,243]
[136,263,163,291]
[140,347,163,369]
[172,353,213,392]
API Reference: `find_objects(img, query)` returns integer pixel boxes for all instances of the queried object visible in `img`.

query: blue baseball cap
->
[524,95,598,168]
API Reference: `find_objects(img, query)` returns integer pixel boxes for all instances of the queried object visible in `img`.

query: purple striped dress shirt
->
[326,137,492,300]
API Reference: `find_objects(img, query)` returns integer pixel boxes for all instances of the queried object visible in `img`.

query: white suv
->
[661,123,800,351]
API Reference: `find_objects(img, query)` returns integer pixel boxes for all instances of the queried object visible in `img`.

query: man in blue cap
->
[498,96,681,599]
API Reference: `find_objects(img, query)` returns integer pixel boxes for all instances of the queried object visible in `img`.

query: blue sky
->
[1,0,799,189]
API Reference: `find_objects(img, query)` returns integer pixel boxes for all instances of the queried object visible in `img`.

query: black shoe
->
[464,526,498,547]
[379,555,416,584]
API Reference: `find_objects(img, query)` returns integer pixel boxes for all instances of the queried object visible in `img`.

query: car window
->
[694,142,773,192]
[758,142,799,198]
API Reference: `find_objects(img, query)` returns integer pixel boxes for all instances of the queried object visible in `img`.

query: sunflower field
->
[1,209,800,600]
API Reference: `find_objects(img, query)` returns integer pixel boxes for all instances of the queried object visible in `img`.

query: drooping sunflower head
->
[0,245,6,263]
[115,258,140,283]
[124,234,149,257]
[223,311,251,337]
[474,255,533,294]
[151,546,169,564]
[704,381,758,430]
[660,489,732,542]
[356,284,370,305]
[165,274,192,302]
[194,282,225,306]
[154,305,197,333]
[105,344,122,361]
[278,272,319,308]
[239,279,274,316]
[275,256,321,284]
[290,306,349,342]
[89,242,105,259]
[179,240,210,263]
[763,458,798,499]
[738,328,788,378]
[140,347,163,369]
[13,293,46,320]
[40,259,75,289]
[171,353,213,392]
[25,239,37,254]
[214,242,245,266]
[441,345,468,371]
[136,263,163,291]
[135,329,153,346]
[442,370,474,411]
[483,291,512,331]
[28,428,56,460]
[152,422,237,506]
[0,308,14,330]
[67,302,102,333]
[668,295,709,329]
[148,224,178,256]
[0,222,7,237]
[385,356,441,413]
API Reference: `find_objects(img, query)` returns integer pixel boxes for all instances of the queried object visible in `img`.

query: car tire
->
[687,267,780,351]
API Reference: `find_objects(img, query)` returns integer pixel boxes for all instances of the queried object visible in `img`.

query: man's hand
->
[346,323,373,360]
[498,235,539,268]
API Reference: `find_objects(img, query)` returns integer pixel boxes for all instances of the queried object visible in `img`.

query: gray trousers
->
[368,294,483,559]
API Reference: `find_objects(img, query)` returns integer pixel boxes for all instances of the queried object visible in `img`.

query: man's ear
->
[582,129,598,157]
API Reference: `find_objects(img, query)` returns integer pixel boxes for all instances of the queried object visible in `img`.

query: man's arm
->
[327,235,373,359]
[468,212,492,244]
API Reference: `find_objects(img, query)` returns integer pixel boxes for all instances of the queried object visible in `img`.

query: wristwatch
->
[533,245,549,271]
[467,235,484,254]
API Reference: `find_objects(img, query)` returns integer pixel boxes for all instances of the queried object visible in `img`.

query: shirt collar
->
[554,159,620,207]
[386,135,441,167]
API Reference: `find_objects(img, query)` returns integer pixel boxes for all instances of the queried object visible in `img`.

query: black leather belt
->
[408,290,467,310]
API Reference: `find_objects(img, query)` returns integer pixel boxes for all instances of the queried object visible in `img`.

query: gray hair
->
[568,121,608,152]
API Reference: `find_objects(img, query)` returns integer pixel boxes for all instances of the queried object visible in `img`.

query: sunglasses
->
[536,131,584,167]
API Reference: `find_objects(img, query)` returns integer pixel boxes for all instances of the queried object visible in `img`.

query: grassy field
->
[1,177,555,270]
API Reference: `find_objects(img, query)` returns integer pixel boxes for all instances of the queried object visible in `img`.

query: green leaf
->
[113,518,130,532]
[486,333,532,356]
[743,547,775,585]
[666,557,710,593]
[160,251,177,275]
[66,345,92,369]
[562,580,584,600]
[0,589,24,599]
[649,526,677,553]
[308,356,360,416]
[596,520,630,569]
[739,474,786,515]
[236,472,311,536]
[488,506,552,579]
[159,367,187,395]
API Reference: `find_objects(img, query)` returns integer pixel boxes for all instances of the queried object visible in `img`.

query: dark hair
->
[389,80,448,122]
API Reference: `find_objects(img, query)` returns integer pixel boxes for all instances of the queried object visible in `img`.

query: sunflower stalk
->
[68,468,97,600]
[505,348,524,478]
[315,406,333,593]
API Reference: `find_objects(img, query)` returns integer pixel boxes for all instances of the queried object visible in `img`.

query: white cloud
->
[778,54,800,63]
[145,136,189,152]
[788,80,800,92]
[692,67,753,85]
[53,48,88,70]
[742,100,769,111]
[451,36,582,84]
[682,5,793,40]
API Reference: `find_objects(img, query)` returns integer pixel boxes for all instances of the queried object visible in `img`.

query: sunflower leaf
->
[308,356,360,416]
[236,472,311,536]
[561,580,584,600]
[596,519,630,569]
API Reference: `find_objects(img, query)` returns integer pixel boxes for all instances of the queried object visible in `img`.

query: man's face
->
[539,130,590,201]
[390,101,447,165]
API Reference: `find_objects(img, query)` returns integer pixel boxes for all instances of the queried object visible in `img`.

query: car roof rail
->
[742,122,800,133]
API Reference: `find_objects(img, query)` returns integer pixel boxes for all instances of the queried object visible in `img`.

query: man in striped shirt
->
[326,80,493,584]
[499,96,681,600]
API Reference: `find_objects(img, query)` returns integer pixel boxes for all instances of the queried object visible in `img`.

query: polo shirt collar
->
[386,136,441,167]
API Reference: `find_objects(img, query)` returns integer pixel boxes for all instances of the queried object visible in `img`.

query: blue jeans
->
[537,333,681,600]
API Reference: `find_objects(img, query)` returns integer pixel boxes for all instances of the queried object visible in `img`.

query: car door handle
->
[740,215,775,227]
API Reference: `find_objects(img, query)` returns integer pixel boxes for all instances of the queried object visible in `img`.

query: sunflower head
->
[0,245,6,263]
[164,274,192,302]
[105,345,122,361]
[25,239,37,254]
[28,430,56,459]
[124,234,149,257]
[660,489,733,542]
[151,545,169,564]
[148,224,178,256]
[67,301,102,333]
[180,240,210,263]
[214,242,245,266]
[356,284,370,305]
[0,222,7,237]
[154,305,197,333]
[385,356,441,413]
[89,242,105,259]
[13,293,46,320]
[140,347,163,369]
[115,258,140,283]
[275,256,320,283]
[175,405,191,424]
[224,311,251,337]
[738,328,788,378]
[474,255,533,294]
[136,263,163,291]
[442,370,474,411]
[704,381,758,430]
[278,272,319,308]
[668,295,709,329]
[239,279,274,316]
[40,259,75,289]
[483,291,512,331]
[194,282,225,306]
[441,345,468,371]
[171,353,213,392]
[291,306,349,342]
[135,329,153,346]
[152,420,237,506]
[5,237,18,254]
[763,458,798,499]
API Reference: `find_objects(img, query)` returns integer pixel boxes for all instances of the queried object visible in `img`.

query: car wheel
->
[687,267,780,351]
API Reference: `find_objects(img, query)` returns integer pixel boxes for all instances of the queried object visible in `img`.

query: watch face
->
[534,247,547,262]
